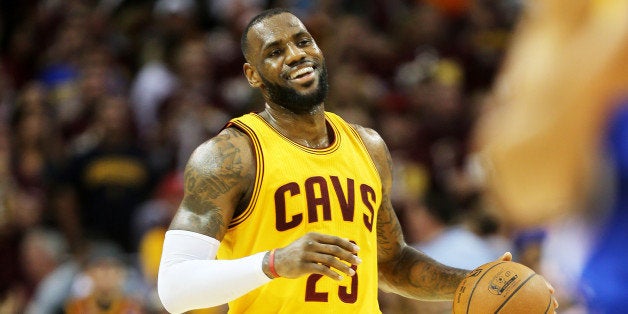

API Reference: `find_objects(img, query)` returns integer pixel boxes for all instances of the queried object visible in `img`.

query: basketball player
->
[475,0,628,312]
[156,8,522,314]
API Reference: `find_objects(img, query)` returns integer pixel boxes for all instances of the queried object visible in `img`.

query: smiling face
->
[243,12,328,114]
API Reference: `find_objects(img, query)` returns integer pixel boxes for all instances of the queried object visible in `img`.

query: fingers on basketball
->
[453,261,555,314]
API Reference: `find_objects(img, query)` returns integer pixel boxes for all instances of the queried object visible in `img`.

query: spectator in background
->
[0,227,77,314]
[206,0,267,33]
[131,0,203,149]
[10,82,64,220]
[162,37,228,170]
[129,37,177,148]
[54,95,155,253]
[38,4,93,140]
[2,88,63,312]
[64,241,144,314]
[23,228,79,314]
[405,186,500,268]
[0,123,24,313]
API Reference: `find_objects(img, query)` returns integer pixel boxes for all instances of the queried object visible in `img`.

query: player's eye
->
[268,49,282,58]
[297,39,312,47]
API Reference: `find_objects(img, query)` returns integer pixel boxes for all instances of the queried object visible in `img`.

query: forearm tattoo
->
[376,201,403,260]
[377,141,467,300]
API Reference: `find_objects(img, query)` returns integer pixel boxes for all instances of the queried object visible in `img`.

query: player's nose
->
[285,42,306,66]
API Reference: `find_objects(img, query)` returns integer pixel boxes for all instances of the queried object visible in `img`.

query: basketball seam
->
[465,261,506,314]
[494,273,537,314]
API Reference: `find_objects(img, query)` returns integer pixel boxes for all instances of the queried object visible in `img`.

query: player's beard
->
[261,63,329,114]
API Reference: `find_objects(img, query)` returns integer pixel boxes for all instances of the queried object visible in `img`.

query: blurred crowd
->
[0,0,571,313]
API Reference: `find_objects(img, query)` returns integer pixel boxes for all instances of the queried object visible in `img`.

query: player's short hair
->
[241,8,294,61]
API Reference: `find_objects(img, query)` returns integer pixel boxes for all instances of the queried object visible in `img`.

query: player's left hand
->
[497,251,512,262]
[495,252,559,312]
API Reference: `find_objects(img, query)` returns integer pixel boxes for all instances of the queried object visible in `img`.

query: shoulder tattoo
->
[180,129,251,235]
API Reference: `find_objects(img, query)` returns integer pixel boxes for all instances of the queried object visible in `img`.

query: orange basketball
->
[452,261,554,314]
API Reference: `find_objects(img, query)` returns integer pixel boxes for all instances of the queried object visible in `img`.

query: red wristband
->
[269,249,280,278]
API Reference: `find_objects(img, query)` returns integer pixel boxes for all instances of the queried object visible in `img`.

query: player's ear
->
[243,63,262,88]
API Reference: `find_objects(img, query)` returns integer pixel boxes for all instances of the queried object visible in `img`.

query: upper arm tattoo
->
[172,128,252,238]
[185,135,244,201]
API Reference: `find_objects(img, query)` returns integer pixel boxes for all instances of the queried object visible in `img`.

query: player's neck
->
[259,104,330,149]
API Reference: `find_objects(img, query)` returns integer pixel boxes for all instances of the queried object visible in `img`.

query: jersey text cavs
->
[217,112,382,313]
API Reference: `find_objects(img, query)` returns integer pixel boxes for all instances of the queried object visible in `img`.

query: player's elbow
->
[158,267,228,313]
[157,271,185,314]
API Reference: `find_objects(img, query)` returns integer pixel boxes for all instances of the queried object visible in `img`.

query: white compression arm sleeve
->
[157,230,272,314]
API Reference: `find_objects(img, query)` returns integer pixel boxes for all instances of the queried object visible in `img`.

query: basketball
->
[452,261,554,314]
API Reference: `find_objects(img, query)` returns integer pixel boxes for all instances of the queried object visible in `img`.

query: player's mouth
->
[285,65,316,84]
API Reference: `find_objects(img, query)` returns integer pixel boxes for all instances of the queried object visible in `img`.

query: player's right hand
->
[269,232,361,281]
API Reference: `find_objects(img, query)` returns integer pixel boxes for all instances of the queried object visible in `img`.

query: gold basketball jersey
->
[216,112,382,313]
